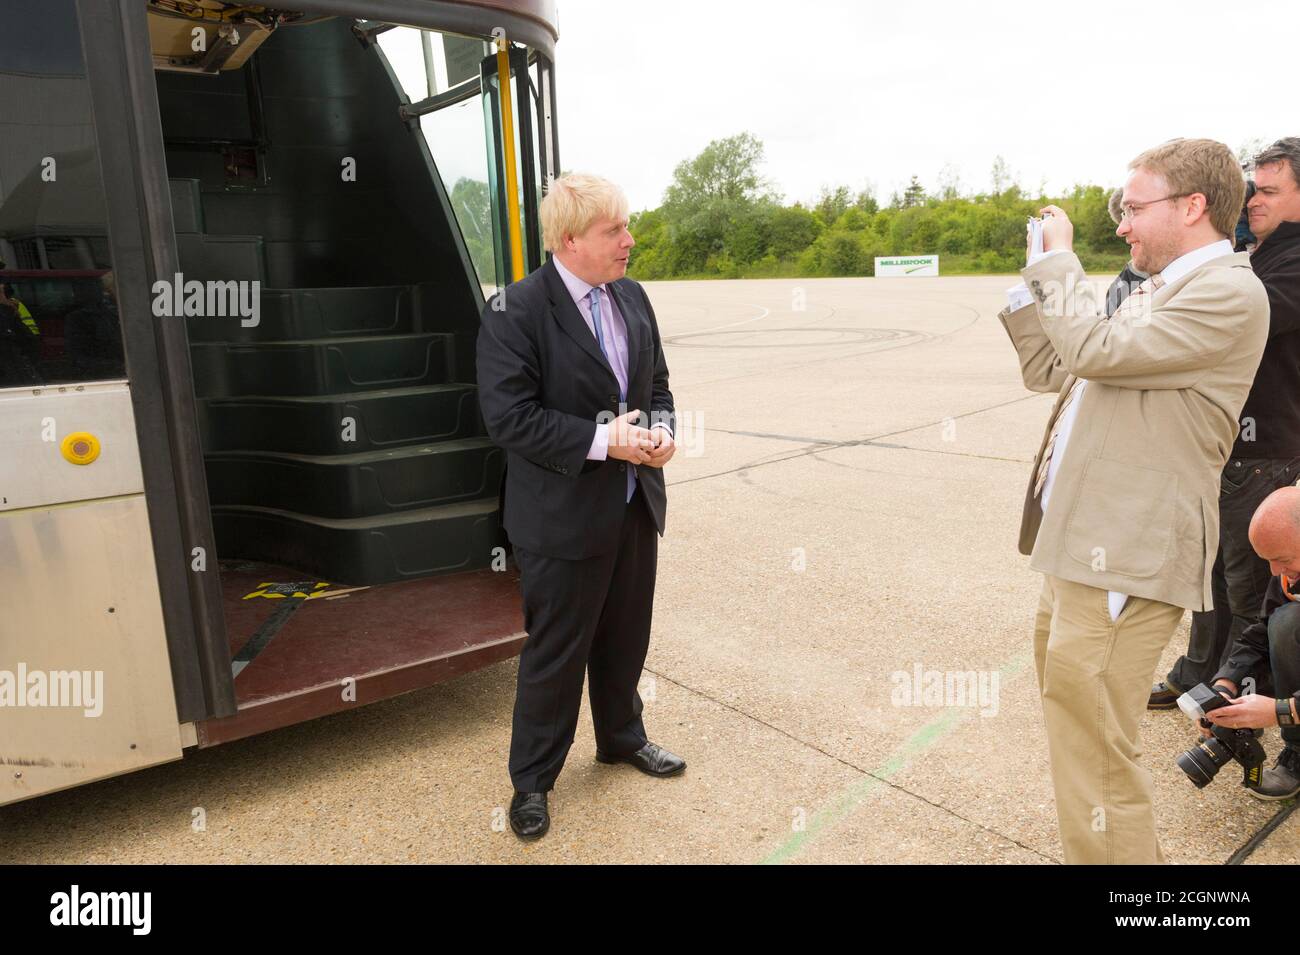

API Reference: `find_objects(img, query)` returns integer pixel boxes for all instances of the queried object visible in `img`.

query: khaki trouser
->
[1033,575,1185,864]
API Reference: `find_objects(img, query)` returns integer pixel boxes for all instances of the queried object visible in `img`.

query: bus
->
[0,0,559,806]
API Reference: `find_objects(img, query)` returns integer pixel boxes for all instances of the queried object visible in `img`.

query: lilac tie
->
[589,287,637,503]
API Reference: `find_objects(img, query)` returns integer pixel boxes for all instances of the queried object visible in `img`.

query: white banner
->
[875,255,939,277]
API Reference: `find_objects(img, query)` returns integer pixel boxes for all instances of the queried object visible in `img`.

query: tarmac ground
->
[3,274,1297,864]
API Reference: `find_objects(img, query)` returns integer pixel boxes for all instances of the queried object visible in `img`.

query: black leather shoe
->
[595,741,686,777]
[509,791,549,840]
[1148,681,1182,710]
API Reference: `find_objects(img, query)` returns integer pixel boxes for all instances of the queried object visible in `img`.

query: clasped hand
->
[607,408,675,467]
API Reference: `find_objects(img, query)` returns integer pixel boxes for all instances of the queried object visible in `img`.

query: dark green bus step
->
[205,437,504,519]
[211,497,505,585]
[186,285,412,343]
[197,383,484,454]
[190,331,455,397]
[184,282,477,344]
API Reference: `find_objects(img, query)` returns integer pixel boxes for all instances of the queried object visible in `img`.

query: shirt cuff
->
[1006,283,1033,311]
[587,422,609,461]
[1212,665,1248,689]
[1027,248,1065,268]
[650,422,674,440]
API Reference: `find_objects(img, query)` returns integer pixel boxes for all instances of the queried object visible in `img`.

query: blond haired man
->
[475,173,683,840]
[998,139,1269,863]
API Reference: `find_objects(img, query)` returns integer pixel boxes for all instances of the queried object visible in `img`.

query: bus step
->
[183,282,478,344]
[196,382,484,454]
[190,331,457,397]
[204,437,504,519]
[210,497,504,585]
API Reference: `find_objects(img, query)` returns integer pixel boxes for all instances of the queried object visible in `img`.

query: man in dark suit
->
[475,173,684,840]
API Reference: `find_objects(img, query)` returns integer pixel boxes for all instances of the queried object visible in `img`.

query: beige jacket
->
[998,250,1268,611]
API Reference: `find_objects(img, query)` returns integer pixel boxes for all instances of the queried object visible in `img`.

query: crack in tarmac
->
[660,392,1294,863]
[640,663,1059,864]
[669,392,1044,488]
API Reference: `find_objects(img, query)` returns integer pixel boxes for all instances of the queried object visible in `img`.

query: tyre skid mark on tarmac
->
[674,296,981,390]
[665,302,772,337]
[652,288,1293,862]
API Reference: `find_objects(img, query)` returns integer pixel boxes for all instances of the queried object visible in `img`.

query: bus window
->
[0,0,123,388]
[376,26,504,297]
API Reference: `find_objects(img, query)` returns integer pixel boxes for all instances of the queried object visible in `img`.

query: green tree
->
[628,135,1131,281]
[628,208,671,279]
[819,231,868,276]
[725,201,775,265]
[814,185,852,226]
[768,204,822,260]
[663,132,774,211]
[1068,184,1124,254]
[451,177,493,284]
[651,132,779,274]
[834,207,872,232]
[902,175,926,208]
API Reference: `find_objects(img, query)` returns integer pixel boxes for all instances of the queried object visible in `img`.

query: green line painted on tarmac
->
[761,651,1032,865]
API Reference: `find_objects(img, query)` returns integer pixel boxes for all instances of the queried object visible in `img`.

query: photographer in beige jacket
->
[999,138,1269,864]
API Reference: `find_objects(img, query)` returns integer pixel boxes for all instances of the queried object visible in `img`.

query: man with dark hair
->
[1152,137,1300,710]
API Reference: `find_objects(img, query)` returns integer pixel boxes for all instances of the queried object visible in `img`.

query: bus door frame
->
[74,0,236,724]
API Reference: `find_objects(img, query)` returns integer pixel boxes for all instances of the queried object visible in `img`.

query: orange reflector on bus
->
[60,432,101,465]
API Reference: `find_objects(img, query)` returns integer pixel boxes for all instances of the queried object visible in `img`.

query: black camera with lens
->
[1174,683,1266,789]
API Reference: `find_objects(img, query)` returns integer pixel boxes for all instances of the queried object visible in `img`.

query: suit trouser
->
[1033,575,1184,864]
[507,484,657,792]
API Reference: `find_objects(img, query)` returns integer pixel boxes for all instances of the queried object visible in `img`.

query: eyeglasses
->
[1119,194,1189,221]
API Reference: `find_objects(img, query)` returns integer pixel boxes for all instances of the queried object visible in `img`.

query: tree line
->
[627,132,1133,280]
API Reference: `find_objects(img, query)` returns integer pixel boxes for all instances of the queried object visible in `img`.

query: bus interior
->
[155,8,549,743]
[1,2,558,756]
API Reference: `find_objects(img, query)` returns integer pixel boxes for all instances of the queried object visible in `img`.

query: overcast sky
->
[553,0,1296,211]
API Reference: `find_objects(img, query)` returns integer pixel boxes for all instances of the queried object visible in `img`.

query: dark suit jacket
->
[475,257,675,559]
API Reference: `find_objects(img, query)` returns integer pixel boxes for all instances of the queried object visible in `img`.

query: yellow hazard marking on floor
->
[242,581,332,600]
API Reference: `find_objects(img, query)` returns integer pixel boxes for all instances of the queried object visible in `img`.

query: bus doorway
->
[0,0,559,804]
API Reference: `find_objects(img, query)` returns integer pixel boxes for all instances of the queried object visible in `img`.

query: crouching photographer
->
[1183,486,1300,799]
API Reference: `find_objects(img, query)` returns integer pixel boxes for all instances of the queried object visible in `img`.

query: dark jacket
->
[475,257,675,560]
[1217,573,1297,687]
[1104,261,1148,317]
[1232,220,1300,458]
